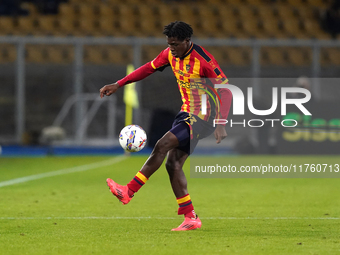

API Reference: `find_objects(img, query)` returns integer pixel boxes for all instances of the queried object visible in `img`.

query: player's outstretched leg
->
[166,148,202,231]
[107,132,178,204]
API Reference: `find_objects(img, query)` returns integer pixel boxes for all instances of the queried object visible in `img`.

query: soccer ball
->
[119,125,147,152]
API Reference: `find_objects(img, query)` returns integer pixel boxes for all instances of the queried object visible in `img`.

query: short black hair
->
[163,21,193,41]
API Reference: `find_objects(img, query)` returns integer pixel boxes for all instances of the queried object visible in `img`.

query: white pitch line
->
[0,155,127,188]
[0,216,339,220]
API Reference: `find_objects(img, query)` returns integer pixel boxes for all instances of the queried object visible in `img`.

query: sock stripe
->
[179,201,192,207]
[133,177,144,186]
[177,194,191,205]
[136,171,148,183]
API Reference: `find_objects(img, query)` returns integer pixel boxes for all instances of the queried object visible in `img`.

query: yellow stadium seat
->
[78,4,96,19]
[97,17,117,36]
[275,5,295,19]
[138,5,159,36]
[305,0,327,7]
[296,7,315,19]
[59,3,77,17]
[196,4,216,21]
[0,17,16,35]
[217,5,236,20]
[241,18,266,38]
[198,19,221,38]
[175,4,198,29]
[77,17,100,36]
[203,46,228,65]
[156,4,177,27]
[321,48,340,66]
[247,0,264,6]
[46,46,74,64]
[282,19,304,38]
[117,4,136,17]
[139,19,160,37]
[129,0,148,4]
[227,47,252,66]
[104,46,133,64]
[15,16,37,36]
[117,19,137,36]
[0,44,17,63]
[98,4,115,17]
[145,0,159,3]
[286,47,312,66]
[256,6,276,20]
[303,20,332,39]
[26,45,48,63]
[106,0,122,4]
[220,19,241,37]
[142,46,165,63]
[55,17,77,36]
[261,47,287,66]
[138,5,155,18]
[36,16,58,36]
[236,6,256,19]
[284,0,305,7]
[261,18,288,38]
[206,0,225,6]
[228,0,245,5]
[84,46,104,64]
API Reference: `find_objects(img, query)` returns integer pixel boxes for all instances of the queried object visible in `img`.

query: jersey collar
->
[180,42,194,60]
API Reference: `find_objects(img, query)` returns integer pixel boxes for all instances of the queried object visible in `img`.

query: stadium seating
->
[0,17,15,35]
[0,0,337,66]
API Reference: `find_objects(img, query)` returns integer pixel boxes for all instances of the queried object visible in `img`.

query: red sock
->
[176,194,195,217]
[126,171,148,197]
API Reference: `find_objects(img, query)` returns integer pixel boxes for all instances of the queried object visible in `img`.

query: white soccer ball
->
[119,125,147,152]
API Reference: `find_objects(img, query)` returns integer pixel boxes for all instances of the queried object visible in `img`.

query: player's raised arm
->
[99,60,164,98]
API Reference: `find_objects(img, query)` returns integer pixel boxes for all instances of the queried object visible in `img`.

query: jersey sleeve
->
[150,48,171,72]
[202,55,232,122]
[116,48,170,87]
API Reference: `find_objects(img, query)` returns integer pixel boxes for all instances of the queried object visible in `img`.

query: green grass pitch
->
[1,155,340,255]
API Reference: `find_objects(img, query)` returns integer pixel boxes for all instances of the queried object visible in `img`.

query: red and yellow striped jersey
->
[150,43,229,123]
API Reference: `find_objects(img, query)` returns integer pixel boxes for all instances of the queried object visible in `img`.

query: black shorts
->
[169,112,216,155]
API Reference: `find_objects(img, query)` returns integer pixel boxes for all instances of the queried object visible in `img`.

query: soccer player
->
[99,21,232,231]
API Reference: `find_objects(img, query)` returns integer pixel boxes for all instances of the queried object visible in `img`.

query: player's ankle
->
[128,188,134,198]
[185,210,197,219]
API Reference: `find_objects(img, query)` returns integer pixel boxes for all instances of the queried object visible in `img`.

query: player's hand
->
[214,124,227,144]
[100,83,119,98]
